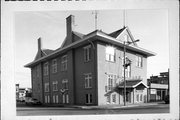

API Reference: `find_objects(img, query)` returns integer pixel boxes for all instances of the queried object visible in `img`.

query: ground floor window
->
[136,94,143,102]
[45,95,50,103]
[53,95,59,103]
[112,94,116,103]
[106,95,110,104]
[136,94,139,102]
[86,94,92,104]
[62,94,69,104]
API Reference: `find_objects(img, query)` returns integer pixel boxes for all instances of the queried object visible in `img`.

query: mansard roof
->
[25,27,156,68]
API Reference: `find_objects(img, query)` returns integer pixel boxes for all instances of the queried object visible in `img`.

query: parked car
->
[164,95,169,104]
[25,98,41,105]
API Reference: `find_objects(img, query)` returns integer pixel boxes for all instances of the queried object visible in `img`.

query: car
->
[164,95,169,104]
[25,98,42,105]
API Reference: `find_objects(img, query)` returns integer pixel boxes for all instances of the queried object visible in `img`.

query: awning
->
[118,80,148,88]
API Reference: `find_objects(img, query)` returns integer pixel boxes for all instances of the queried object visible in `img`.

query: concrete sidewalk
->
[71,101,166,109]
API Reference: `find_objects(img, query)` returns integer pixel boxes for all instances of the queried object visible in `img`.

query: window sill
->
[85,87,92,89]
[105,60,115,63]
[84,60,91,63]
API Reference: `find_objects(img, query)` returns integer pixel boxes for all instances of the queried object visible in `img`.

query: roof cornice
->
[25,30,156,68]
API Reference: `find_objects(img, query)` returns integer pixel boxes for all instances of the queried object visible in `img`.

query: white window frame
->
[86,94,92,104]
[45,95,50,103]
[106,74,117,91]
[122,57,131,78]
[52,59,57,73]
[84,73,92,88]
[56,95,59,103]
[52,81,58,91]
[61,55,67,71]
[62,94,69,104]
[136,55,143,68]
[43,62,49,76]
[106,95,111,104]
[106,46,115,62]
[53,95,55,103]
[62,79,68,90]
[44,83,49,92]
[84,45,91,62]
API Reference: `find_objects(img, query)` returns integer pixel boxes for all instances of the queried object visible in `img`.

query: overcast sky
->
[15,9,169,88]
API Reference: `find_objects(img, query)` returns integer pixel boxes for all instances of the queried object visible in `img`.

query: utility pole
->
[123,40,139,106]
[92,10,98,30]
[123,41,126,106]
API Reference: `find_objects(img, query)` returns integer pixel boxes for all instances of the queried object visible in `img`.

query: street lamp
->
[123,39,139,106]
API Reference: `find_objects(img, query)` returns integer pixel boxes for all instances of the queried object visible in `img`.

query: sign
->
[150,89,157,94]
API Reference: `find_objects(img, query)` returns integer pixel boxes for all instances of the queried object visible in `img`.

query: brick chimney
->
[37,37,42,57]
[38,37,42,51]
[66,15,75,43]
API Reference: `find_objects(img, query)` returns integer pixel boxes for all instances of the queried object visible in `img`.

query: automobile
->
[25,98,42,105]
[164,95,169,104]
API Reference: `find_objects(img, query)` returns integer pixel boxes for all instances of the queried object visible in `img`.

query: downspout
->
[88,40,96,105]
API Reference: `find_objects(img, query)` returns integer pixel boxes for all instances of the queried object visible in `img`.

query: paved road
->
[17,104,169,116]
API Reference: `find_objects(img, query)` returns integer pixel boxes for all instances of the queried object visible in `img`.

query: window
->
[56,95,59,103]
[86,94,92,104]
[112,94,116,103]
[62,79,68,90]
[122,57,131,78]
[136,55,143,67]
[63,94,69,104]
[140,94,143,102]
[84,45,91,62]
[84,73,92,88]
[45,95,50,103]
[106,46,115,62]
[106,95,110,103]
[136,94,139,102]
[52,81,58,91]
[61,55,67,71]
[44,83,49,92]
[52,59,57,73]
[53,95,59,103]
[43,62,49,76]
[106,74,117,91]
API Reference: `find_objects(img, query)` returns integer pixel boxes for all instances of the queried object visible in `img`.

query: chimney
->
[38,37,42,51]
[66,15,75,43]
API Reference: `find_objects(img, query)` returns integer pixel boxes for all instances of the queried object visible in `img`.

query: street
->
[17,103,169,116]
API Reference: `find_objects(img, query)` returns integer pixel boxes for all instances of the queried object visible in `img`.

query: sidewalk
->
[70,101,165,110]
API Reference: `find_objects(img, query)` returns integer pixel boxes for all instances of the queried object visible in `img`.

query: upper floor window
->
[52,81,58,91]
[62,79,68,90]
[136,55,143,68]
[84,45,91,62]
[52,59,57,73]
[61,55,67,71]
[84,73,92,88]
[44,82,49,92]
[122,57,131,78]
[106,74,117,92]
[43,62,49,76]
[106,46,115,62]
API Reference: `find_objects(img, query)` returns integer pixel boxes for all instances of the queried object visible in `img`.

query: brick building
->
[25,15,155,105]
[147,71,169,101]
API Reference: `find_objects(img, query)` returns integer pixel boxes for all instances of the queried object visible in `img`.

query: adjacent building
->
[25,15,156,106]
[147,71,169,102]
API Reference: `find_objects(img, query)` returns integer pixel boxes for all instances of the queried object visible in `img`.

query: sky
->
[15,9,169,88]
